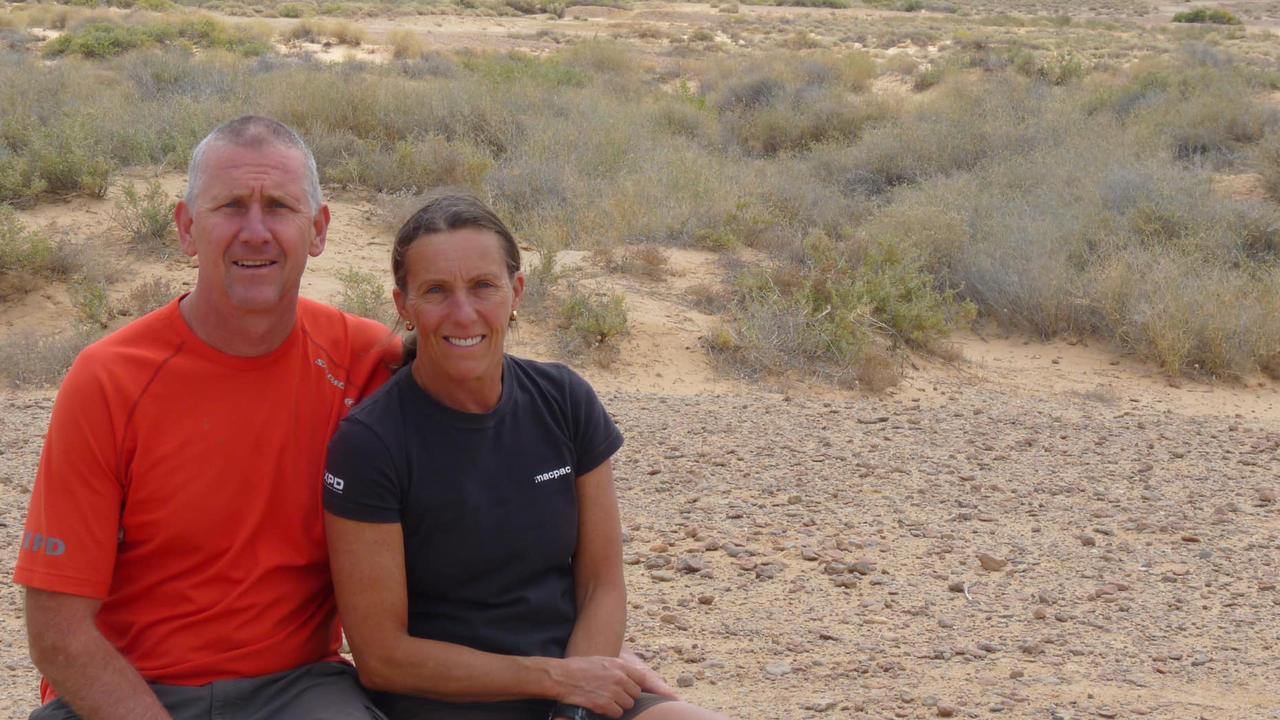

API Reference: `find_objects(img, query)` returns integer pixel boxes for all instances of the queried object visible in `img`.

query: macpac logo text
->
[22,532,66,557]
[534,466,573,484]
[325,472,345,494]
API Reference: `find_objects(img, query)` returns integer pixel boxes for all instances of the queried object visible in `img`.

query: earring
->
[405,321,415,331]
[509,310,518,324]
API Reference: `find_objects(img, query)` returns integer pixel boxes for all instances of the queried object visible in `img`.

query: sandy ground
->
[2,177,1279,719]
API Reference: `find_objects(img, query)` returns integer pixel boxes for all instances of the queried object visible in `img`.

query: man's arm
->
[26,589,170,720]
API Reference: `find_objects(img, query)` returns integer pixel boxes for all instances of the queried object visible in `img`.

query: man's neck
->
[179,291,299,357]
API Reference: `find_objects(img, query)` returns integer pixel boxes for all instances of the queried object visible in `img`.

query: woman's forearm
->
[564,580,627,658]
[357,636,558,702]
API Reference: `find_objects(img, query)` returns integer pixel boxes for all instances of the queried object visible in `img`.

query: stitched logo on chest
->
[533,465,573,484]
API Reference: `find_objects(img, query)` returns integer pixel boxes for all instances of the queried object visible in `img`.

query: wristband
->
[550,703,599,720]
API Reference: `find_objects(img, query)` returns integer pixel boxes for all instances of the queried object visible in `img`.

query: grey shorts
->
[30,661,386,720]
[372,691,675,720]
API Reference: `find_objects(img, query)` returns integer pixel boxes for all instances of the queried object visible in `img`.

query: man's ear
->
[175,200,197,258]
[309,204,330,258]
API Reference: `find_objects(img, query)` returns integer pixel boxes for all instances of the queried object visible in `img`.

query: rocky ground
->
[3,352,1278,718]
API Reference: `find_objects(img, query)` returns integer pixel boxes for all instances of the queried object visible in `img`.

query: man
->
[15,117,666,720]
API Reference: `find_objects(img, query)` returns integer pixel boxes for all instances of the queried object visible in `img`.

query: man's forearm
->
[34,630,169,720]
[27,590,170,720]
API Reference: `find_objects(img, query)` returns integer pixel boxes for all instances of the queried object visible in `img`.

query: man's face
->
[176,143,328,314]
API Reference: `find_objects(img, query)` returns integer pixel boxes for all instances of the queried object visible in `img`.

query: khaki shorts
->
[30,661,386,720]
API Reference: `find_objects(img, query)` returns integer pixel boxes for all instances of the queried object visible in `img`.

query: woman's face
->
[394,227,524,388]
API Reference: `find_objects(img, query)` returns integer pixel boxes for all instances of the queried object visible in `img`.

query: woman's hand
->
[550,655,645,718]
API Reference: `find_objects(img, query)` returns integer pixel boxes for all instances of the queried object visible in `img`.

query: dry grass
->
[2,17,1279,383]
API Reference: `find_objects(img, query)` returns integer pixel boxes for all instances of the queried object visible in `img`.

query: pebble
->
[1191,654,1212,666]
[649,570,676,582]
[936,705,958,717]
[676,672,695,688]
[1078,533,1097,547]
[677,556,706,574]
[697,594,715,605]
[763,662,791,678]
[947,580,966,593]
[977,553,1008,571]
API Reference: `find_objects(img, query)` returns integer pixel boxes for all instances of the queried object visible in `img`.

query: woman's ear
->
[393,286,409,324]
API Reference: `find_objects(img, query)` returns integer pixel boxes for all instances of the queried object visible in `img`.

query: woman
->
[323,193,727,720]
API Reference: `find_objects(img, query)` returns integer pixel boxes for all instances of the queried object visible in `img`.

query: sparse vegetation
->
[1,12,1277,383]
[122,276,177,316]
[332,267,396,326]
[1172,8,1241,26]
[558,287,627,364]
[112,180,177,257]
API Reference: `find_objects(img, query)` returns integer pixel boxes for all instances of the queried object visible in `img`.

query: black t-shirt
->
[324,355,623,709]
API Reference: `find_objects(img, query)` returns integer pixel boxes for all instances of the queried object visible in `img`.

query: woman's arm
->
[325,513,644,717]
[564,458,628,659]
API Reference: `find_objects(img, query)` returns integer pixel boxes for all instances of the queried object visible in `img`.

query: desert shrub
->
[112,180,176,257]
[42,15,272,58]
[597,243,670,280]
[702,53,891,156]
[713,234,969,385]
[559,287,627,345]
[0,206,56,280]
[319,134,492,193]
[284,18,322,42]
[1090,51,1277,165]
[520,245,562,314]
[0,118,114,203]
[1172,8,1241,25]
[327,20,366,45]
[881,53,919,76]
[1257,130,1280,199]
[71,277,115,329]
[43,22,148,58]
[122,276,176,316]
[0,327,101,388]
[332,267,395,325]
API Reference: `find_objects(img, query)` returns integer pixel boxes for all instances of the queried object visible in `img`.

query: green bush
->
[1172,8,1241,25]
[332,267,395,326]
[71,277,114,329]
[112,180,176,257]
[559,288,627,345]
[0,206,55,280]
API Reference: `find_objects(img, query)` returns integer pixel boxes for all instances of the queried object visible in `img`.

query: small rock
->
[1009,668,1024,679]
[850,560,875,575]
[1181,534,1202,543]
[937,705,958,718]
[676,672,695,688]
[947,580,966,593]
[677,556,707,574]
[1258,488,1277,504]
[698,594,715,605]
[1033,607,1048,620]
[977,553,1008,572]
[1191,654,1212,667]
[1078,533,1097,547]
[763,662,791,678]
[644,555,672,570]
[650,570,676,582]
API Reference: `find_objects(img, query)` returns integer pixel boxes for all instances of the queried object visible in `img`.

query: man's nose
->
[238,203,272,243]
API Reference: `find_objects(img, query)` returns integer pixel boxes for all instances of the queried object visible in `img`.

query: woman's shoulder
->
[506,355,592,396]
[341,366,413,433]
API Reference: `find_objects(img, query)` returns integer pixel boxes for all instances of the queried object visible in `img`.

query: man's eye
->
[424,286,444,295]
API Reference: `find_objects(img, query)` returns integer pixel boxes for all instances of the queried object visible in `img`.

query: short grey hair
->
[185,116,323,213]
